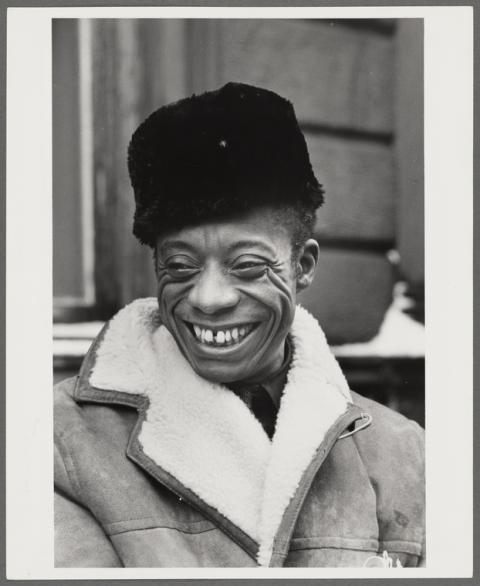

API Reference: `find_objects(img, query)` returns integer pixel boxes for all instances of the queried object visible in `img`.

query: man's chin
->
[190,361,251,385]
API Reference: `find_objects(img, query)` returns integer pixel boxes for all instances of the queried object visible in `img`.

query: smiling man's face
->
[155,205,318,385]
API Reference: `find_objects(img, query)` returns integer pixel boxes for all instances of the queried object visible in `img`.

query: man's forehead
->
[156,212,291,256]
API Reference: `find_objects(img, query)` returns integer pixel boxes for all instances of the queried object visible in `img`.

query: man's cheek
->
[265,269,295,308]
[267,265,294,287]
[157,279,191,316]
[263,271,296,338]
[238,271,294,323]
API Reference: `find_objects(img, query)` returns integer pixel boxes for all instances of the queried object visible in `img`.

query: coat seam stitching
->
[106,524,218,537]
[54,432,82,502]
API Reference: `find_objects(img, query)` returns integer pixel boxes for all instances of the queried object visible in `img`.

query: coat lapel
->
[78,298,360,566]
[256,307,354,565]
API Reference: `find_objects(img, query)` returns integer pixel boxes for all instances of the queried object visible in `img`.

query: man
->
[54,82,425,567]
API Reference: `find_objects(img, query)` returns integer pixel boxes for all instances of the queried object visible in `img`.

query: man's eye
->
[230,262,267,279]
[166,263,198,278]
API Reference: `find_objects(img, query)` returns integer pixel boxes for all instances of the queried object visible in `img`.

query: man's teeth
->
[191,324,255,346]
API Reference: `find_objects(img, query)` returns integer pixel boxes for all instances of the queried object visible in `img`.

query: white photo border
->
[6,5,473,580]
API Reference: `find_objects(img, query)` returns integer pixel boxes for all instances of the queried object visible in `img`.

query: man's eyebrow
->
[157,240,197,254]
[227,239,277,255]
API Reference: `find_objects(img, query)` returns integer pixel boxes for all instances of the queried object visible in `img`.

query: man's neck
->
[259,336,292,409]
[227,336,293,409]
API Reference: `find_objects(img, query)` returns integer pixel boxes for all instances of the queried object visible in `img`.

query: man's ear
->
[296,238,319,292]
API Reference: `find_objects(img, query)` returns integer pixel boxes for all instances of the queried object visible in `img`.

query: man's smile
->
[184,321,259,348]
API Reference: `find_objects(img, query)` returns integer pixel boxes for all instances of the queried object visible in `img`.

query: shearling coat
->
[54,299,425,568]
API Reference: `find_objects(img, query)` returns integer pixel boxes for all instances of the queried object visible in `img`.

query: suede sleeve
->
[55,491,123,567]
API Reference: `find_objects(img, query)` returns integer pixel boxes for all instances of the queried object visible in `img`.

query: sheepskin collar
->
[78,298,360,566]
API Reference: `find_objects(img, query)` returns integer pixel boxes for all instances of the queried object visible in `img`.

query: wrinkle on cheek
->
[270,259,289,275]
[155,270,169,293]
[157,275,193,316]
[236,269,294,337]
[236,269,294,310]
[236,269,295,376]
[266,267,295,304]
[156,275,170,310]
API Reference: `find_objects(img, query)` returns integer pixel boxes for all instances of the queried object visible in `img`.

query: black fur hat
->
[128,82,324,246]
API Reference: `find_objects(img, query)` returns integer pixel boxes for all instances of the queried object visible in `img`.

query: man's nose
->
[187,264,240,314]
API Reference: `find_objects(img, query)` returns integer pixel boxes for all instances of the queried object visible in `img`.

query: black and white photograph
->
[52,16,426,569]
[5,5,473,580]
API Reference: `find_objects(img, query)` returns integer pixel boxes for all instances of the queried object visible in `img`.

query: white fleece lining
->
[90,298,352,566]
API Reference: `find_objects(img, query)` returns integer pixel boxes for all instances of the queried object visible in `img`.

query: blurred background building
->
[53,18,425,425]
